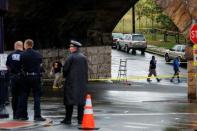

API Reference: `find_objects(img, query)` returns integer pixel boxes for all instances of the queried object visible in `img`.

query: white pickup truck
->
[116,34,147,54]
[164,44,186,62]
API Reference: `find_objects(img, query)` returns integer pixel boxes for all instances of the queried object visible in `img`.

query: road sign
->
[194,45,197,66]
[190,24,197,44]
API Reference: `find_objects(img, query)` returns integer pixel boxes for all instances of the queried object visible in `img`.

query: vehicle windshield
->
[132,35,145,41]
[112,33,123,39]
[172,45,186,51]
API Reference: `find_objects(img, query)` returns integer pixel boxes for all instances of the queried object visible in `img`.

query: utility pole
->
[188,19,197,101]
[132,6,135,33]
[123,19,124,34]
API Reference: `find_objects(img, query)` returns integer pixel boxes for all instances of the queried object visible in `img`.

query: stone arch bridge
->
[3,0,197,79]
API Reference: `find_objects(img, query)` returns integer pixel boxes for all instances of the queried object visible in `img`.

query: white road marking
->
[124,125,148,129]
[43,112,197,118]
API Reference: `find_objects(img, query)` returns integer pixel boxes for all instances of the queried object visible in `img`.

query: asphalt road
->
[8,82,196,131]
[112,49,187,86]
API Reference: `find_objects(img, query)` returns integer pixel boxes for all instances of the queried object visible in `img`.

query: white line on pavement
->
[43,112,197,118]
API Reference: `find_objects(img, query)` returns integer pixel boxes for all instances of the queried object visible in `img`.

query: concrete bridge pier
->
[0,0,9,118]
[155,0,197,101]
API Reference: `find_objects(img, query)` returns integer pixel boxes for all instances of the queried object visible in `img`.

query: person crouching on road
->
[147,56,161,82]
[51,60,62,89]
[61,40,88,125]
[6,41,24,120]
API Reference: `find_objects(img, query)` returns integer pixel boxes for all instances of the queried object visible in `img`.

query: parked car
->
[116,33,147,54]
[112,33,124,48]
[164,44,186,62]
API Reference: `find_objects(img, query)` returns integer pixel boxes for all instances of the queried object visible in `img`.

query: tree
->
[135,0,147,30]
[156,13,178,30]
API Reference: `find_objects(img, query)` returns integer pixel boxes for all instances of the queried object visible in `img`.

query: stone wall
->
[39,46,111,79]
[155,0,197,60]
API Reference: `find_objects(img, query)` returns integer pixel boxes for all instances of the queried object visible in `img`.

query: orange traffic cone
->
[78,94,99,130]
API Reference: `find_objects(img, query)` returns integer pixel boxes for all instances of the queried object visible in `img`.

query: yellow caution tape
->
[193,45,197,49]
[88,73,197,81]
[193,45,197,66]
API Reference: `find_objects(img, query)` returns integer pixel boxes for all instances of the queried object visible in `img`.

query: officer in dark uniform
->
[20,39,45,121]
[6,41,23,119]
[61,40,88,125]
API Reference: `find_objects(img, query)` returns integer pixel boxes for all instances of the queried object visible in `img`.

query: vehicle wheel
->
[125,46,130,53]
[141,49,145,55]
[165,54,170,62]
[131,49,136,55]
[117,44,121,50]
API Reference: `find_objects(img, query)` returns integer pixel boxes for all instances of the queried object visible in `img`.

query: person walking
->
[170,56,181,83]
[147,56,161,82]
[61,40,88,125]
[51,60,62,89]
[6,41,23,119]
[20,39,45,121]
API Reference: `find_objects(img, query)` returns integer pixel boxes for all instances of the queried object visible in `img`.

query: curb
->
[145,46,167,56]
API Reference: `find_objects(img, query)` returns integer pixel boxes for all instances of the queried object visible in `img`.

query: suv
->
[116,34,147,54]
[112,33,124,49]
[164,44,186,62]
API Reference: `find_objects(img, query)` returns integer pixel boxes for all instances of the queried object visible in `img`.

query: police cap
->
[70,40,82,47]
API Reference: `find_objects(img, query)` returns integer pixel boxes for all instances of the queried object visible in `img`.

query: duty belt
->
[26,72,39,76]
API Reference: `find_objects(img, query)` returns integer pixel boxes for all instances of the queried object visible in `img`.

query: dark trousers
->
[147,69,160,81]
[0,78,6,105]
[171,69,180,81]
[10,75,22,118]
[20,76,42,118]
[65,105,84,122]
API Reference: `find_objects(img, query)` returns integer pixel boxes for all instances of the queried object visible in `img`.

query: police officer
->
[20,39,45,121]
[6,41,23,119]
[61,40,88,125]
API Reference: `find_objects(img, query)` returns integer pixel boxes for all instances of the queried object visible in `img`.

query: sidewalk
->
[146,45,167,56]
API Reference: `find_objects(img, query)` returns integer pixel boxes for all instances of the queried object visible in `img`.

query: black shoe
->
[170,79,173,83]
[157,79,161,82]
[147,79,151,82]
[34,117,46,121]
[78,121,82,125]
[13,115,20,120]
[60,119,71,125]
[19,117,29,121]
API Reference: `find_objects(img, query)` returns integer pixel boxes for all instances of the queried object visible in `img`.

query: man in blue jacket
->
[170,56,181,83]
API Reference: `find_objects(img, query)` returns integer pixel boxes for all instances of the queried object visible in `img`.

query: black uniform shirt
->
[21,48,42,74]
[6,50,23,74]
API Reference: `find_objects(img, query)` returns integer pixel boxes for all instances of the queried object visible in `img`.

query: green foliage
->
[113,0,178,33]
[156,13,178,30]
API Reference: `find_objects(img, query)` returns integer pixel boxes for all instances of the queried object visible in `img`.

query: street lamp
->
[0,0,9,118]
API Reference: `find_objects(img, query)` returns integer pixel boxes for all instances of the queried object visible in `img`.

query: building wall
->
[39,46,111,79]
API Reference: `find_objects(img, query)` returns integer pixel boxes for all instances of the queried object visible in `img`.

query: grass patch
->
[144,33,186,49]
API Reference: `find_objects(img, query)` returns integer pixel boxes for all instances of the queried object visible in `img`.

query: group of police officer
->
[6,39,46,121]
[5,39,88,125]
